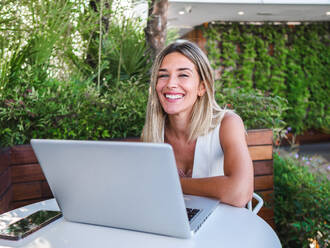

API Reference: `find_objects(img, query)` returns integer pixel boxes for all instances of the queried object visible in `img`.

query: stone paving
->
[279,142,330,180]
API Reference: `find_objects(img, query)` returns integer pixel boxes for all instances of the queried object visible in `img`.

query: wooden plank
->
[41,181,53,198]
[11,163,45,183]
[0,168,11,197]
[266,218,276,231]
[258,206,274,218]
[254,175,273,191]
[249,145,273,161]
[251,190,274,214]
[254,190,274,204]
[10,145,38,165]
[116,137,274,161]
[111,137,140,142]
[0,187,12,214]
[0,148,10,175]
[284,131,330,145]
[12,181,43,201]
[247,129,273,146]
[253,160,273,176]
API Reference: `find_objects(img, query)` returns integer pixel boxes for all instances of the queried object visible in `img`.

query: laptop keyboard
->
[186,208,200,221]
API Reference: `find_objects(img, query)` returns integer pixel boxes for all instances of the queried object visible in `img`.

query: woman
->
[142,40,253,207]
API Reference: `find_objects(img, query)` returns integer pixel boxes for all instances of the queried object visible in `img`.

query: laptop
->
[30,139,219,239]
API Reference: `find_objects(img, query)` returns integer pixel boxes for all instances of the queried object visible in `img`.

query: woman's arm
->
[180,112,254,207]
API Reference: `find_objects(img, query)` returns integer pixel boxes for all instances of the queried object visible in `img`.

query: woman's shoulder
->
[219,111,246,145]
[209,111,244,135]
[221,111,244,127]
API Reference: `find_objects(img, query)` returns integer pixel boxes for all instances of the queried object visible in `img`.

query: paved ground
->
[279,142,330,178]
[280,142,330,162]
[297,142,330,161]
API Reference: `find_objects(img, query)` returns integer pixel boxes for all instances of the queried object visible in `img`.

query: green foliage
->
[273,153,330,247]
[0,0,75,88]
[166,28,180,46]
[285,25,311,134]
[69,1,152,88]
[203,23,330,134]
[0,1,152,92]
[215,87,288,139]
[0,80,288,147]
[0,0,151,147]
[0,1,152,148]
[0,79,148,147]
[101,17,152,85]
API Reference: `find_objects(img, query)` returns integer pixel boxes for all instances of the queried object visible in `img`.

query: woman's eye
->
[158,74,168,78]
[179,74,189,78]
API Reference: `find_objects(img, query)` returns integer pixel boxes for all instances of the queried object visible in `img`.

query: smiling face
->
[156,52,206,119]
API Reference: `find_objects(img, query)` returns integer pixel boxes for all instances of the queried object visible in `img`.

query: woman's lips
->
[164,93,185,102]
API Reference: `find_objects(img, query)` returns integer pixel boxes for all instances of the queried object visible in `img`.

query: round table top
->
[0,199,281,248]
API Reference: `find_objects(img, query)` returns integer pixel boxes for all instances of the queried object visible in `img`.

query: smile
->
[165,94,184,99]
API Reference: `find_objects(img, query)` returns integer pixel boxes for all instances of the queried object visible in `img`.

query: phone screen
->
[0,210,62,240]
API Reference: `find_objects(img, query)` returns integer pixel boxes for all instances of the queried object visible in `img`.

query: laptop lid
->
[31,139,193,238]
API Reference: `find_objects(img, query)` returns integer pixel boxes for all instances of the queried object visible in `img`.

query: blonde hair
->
[142,40,227,143]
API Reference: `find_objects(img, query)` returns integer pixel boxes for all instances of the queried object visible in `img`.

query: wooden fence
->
[0,129,274,228]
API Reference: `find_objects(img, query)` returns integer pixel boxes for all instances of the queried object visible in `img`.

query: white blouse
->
[192,124,224,178]
[163,123,225,178]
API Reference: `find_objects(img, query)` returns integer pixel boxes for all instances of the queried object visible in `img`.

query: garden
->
[0,1,329,247]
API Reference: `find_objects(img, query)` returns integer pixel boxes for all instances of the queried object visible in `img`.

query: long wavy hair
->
[141,40,227,143]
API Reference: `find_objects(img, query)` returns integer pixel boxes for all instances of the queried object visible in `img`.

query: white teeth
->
[165,94,183,99]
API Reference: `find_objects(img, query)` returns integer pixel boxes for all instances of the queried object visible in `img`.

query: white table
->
[0,199,281,248]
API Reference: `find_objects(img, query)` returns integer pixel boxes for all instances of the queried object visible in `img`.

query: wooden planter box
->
[0,129,275,228]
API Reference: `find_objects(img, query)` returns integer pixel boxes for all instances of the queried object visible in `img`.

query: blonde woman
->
[142,40,253,207]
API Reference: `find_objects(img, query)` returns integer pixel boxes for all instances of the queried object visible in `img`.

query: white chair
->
[247,193,264,214]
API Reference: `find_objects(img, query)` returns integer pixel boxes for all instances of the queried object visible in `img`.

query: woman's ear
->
[198,81,206,97]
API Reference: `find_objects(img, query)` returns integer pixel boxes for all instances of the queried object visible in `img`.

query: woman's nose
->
[166,75,178,88]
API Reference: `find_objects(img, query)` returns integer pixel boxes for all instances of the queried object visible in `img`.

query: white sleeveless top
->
[192,124,224,178]
[163,123,224,178]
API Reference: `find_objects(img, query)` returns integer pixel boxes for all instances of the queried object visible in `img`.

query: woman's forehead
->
[159,52,197,71]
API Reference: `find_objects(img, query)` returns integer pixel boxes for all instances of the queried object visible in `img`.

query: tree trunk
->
[144,0,168,59]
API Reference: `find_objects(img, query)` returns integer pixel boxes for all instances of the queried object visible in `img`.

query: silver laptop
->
[31,139,219,238]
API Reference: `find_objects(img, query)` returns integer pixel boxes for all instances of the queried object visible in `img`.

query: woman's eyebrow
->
[158,68,193,72]
[178,68,193,72]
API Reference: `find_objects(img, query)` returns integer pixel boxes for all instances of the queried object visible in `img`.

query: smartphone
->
[0,210,62,240]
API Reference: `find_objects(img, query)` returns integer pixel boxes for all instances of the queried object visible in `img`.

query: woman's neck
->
[166,114,191,142]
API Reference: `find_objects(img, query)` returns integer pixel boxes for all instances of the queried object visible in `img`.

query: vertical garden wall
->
[196,22,329,135]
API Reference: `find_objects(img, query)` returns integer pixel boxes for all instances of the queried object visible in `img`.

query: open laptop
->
[30,139,219,238]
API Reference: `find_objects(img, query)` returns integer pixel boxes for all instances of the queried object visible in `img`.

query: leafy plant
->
[273,153,330,248]
[0,79,148,147]
[203,22,330,135]
[0,0,76,89]
[70,1,152,89]
[215,87,288,140]
[101,17,152,85]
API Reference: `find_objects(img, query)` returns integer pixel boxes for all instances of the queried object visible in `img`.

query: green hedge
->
[203,22,330,134]
[215,87,288,139]
[0,80,148,147]
[274,153,330,247]
[0,80,288,147]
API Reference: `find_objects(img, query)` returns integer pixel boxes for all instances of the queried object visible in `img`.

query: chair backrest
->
[247,193,264,214]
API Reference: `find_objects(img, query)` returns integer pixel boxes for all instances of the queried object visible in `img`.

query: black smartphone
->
[0,210,62,240]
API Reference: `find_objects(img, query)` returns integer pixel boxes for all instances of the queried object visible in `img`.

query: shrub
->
[273,153,330,247]
[0,79,148,147]
[215,87,288,140]
[1,81,290,147]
